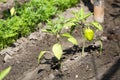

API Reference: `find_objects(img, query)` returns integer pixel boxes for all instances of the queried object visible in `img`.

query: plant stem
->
[56,34,60,42]
[81,22,85,55]
[82,39,85,55]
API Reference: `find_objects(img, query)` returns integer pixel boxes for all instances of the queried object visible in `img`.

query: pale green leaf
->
[38,51,46,64]
[68,37,78,45]
[79,8,84,19]
[62,33,72,38]
[0,66,12,80]
[63,22,75,28]
[91,22,103,31]
[69,18,78,23]
[10,7,15,16]
[62,33,78,45]
[72,11,79,20]
[84,13,92,19]
[52,43,62,60]
[42,29,52,32]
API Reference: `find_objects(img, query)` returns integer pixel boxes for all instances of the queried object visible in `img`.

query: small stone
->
[44,53,53,59]
[94,41,101,47]
[16,37,28,45]
[62,66,68,71]
[49,73,55,79]
[16,60,20,64]
[29,33,38,40]
[13,47,20,52]
[75,75,78,78]
[86,65,90,71]
[101,36,107,41]
[4,54,12,62]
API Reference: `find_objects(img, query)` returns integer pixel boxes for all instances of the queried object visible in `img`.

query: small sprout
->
[38,51,46,64]
[10,7,16,16]
[52,43,63,60]
[0,66,12,80]
[72,8,92,22]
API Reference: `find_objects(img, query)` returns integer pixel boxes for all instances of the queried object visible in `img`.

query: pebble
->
[101,36,107,41]
[62,66,68,71]
[75,75,78,78]
[4,54,12,62]
[94,41,101,47]
[49,73,55,79]
[29,33,38,40]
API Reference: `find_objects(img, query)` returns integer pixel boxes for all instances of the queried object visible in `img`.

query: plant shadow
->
[81,0,94,12]
[63,45,101,80]
[63,45,100,55]
[39,44,100,71]
[40,56,62,70]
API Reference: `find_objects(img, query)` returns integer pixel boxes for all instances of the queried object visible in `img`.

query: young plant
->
[38,8,103,68]
[38,16,78,65]
[69,8,103,55]
[0,66,12,80]
[10,7,16,16]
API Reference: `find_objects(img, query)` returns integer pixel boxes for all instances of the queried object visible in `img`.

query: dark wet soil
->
[0,0,120,80]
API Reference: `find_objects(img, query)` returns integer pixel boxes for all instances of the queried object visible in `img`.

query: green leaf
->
[10,7,15,16]
[3,33,17,39]
[52,43,62,60]
[0,66,12,80]
[38,51,46,64]
[63,22,75,28]
[62,33,72,38]
[91,22,103,31]
[42,29,52,33]
[68,37,78,45]
[84,13,92,19]
[79,8,84,19]
[62,33,78,45]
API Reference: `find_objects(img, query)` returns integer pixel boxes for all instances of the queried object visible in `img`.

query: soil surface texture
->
[0,0,120,80]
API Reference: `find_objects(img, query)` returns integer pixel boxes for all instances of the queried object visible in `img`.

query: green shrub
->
[0,0,79,49]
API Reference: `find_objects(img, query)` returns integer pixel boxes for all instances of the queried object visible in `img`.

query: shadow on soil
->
[38,45,101,79]
[63,45,100,80]
[101,58,120,80]
[110,1,120,19]
[63,45,100,54]
[81,0,93,12]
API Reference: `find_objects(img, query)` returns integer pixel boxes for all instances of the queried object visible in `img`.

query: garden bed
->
[0,0,120,80]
